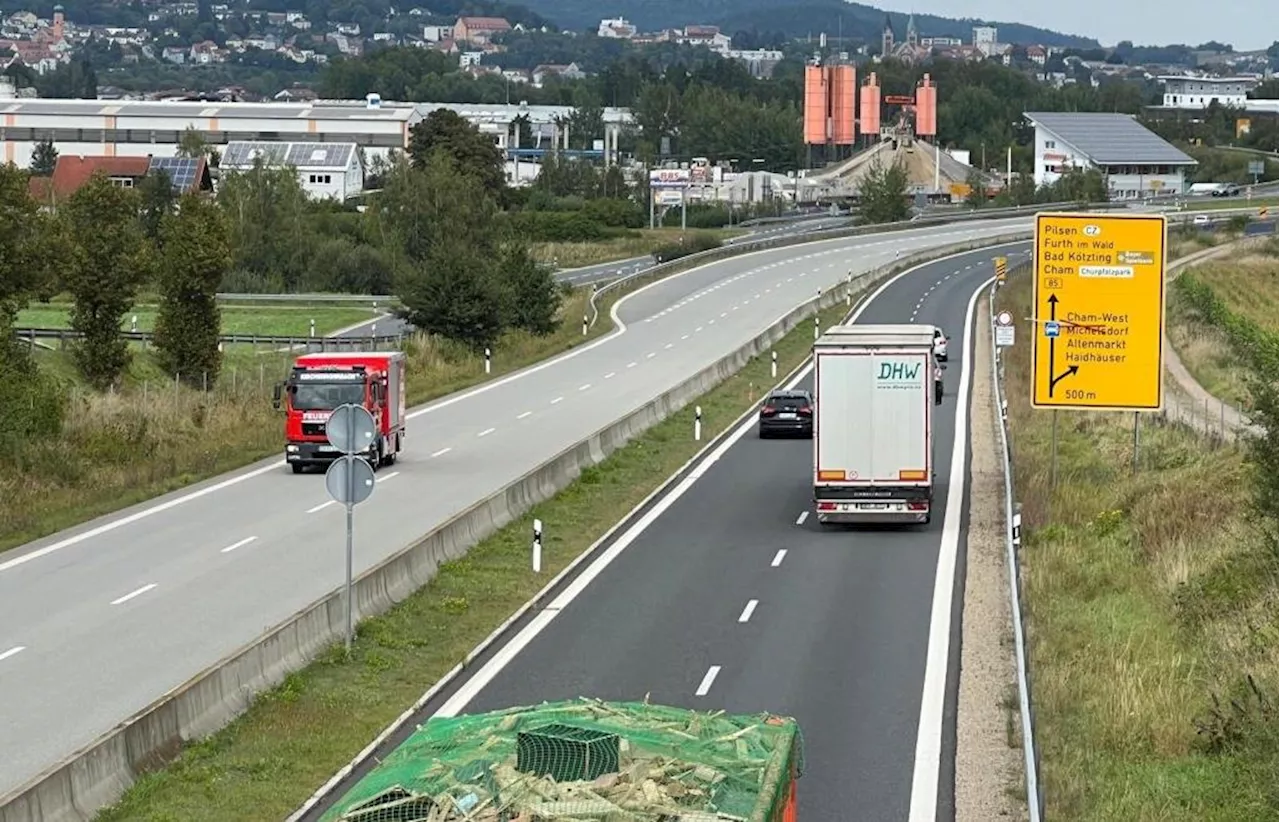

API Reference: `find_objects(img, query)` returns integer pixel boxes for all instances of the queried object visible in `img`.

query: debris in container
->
[324,700,802,822]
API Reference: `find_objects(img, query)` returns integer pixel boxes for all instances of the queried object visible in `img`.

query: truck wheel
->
[291,463,304,474]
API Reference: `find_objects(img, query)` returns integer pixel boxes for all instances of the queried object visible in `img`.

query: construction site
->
[796,62,1003,203]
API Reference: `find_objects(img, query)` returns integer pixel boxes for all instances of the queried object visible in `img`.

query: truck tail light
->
[816,502,837,511]
[907,501,929,511]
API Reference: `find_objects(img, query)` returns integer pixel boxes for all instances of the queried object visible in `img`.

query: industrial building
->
[220,140,364,201]
[0,95,418,169]
[1156,74,1278,114]
[1024,111,1198,198]
[0,90,637,182]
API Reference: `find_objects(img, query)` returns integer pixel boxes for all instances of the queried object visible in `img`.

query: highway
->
[306,242,1035,822]
[0,217,1028,798]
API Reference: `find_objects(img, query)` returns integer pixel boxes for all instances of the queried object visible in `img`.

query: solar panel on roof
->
[147,156,201,192]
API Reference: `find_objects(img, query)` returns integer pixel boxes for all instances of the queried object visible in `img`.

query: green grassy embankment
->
[17,303,377,337]
[997,270,1278,821]
[531,227,745,268]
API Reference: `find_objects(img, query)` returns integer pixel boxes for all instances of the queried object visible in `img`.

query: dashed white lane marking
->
[517,411,532,420]
[578,383,591,391]
[376,471,400,483]
[627,361,638,368]
[0,646,27,663]
[550,396,564,404]
[646,352,656,359]
[738,600,759,623]
[604,372,616,379]
[477,428,496,438]
[695,665,722,696]
[111,583,157,606]
[220,536,257,554]
[307,500,335,514]
[795,511,809,526]
[431,447,452,458]
[771,549,788,567]
[681,334,689,340]
[695,326,704,333]
[664,343,673,350]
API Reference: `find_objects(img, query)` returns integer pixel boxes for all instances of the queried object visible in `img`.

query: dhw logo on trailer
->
[876,359,923,388]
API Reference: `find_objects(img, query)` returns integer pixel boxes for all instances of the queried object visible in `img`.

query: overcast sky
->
[869,1,1278,51]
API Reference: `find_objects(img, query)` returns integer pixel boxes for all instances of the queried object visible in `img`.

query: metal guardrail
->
[585,200,1115,328]
[986,265,1044,822]
[13,327,408,349]
[215,292,400,305]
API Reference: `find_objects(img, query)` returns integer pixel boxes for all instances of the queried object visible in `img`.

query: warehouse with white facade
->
[220,140,364,201]
[0,96,418,169]
[1024,111,1198,199]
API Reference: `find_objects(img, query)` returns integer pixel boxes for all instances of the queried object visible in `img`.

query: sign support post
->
[324,403,378,656]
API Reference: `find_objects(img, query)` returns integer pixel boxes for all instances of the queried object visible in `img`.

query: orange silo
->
[858,72,882,138]
[803,65,829,145]
[830,65,856,145]
[915,73,937,137]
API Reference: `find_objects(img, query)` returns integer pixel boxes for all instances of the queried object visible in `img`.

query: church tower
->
[905,13,918,48]
[881,15,894,57]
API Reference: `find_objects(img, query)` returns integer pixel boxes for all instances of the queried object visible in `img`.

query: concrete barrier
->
[0,230,1032,822]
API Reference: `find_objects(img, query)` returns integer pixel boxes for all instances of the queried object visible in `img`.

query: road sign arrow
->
[1047,293,1059,321]
[1050,364,1079,394]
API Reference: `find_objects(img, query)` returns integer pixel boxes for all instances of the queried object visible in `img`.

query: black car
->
[758,389,814,438]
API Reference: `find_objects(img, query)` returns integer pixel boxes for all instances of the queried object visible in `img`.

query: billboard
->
[649,168,691,188]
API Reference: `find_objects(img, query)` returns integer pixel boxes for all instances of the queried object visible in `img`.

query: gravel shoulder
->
[954,289,1027,822]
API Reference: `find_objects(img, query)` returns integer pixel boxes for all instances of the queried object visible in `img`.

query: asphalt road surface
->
[307,242,1036,822]
[0,218,1029,797]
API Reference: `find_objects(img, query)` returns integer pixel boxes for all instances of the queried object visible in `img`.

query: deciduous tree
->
[856,158,910,224]
[153,192,231,387]
[61,172,149,390]
[408,109,505,196]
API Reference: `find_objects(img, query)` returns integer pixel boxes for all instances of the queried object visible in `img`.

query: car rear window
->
[769,394,808,409]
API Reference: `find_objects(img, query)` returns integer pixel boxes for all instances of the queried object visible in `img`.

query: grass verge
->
[0,288,611,555]
[997,271,1278,822]
[17,303,378,337]
[1168,238,1279,406]
[531,227,744,268]
[90,297,853,822]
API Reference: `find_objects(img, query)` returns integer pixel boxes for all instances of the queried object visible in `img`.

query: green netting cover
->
[319,698,803,822]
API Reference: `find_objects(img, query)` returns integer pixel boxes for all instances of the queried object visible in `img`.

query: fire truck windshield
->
[291,381,365,411]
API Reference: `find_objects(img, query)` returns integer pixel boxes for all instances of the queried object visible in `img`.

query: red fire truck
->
[272,351,407,474]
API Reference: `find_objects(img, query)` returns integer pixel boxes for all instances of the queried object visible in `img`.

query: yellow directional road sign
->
[1031,211,1167,411]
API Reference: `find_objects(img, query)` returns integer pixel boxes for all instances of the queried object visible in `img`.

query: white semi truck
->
[812,324,943,525]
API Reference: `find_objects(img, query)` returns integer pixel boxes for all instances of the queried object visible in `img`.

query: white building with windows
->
[1024,111,1198,199]
[1158,74,1261,109]
[220,140,364,200]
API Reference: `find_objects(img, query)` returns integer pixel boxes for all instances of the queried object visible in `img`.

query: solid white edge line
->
[110,583,157,606]
[694,665,722,696]
[906,274,997,822]
[287,237,1032,822]
[738,599,759,623]
[0,646,26,662]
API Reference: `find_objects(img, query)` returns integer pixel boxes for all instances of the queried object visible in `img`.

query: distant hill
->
[515,0,1100,48]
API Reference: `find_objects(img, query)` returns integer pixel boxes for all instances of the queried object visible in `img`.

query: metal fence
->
[13,327,408,352]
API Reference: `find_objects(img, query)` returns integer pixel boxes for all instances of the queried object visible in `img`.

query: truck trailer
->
[319,699,803,822]
[812,324,941,525]
[273,351,407,474]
